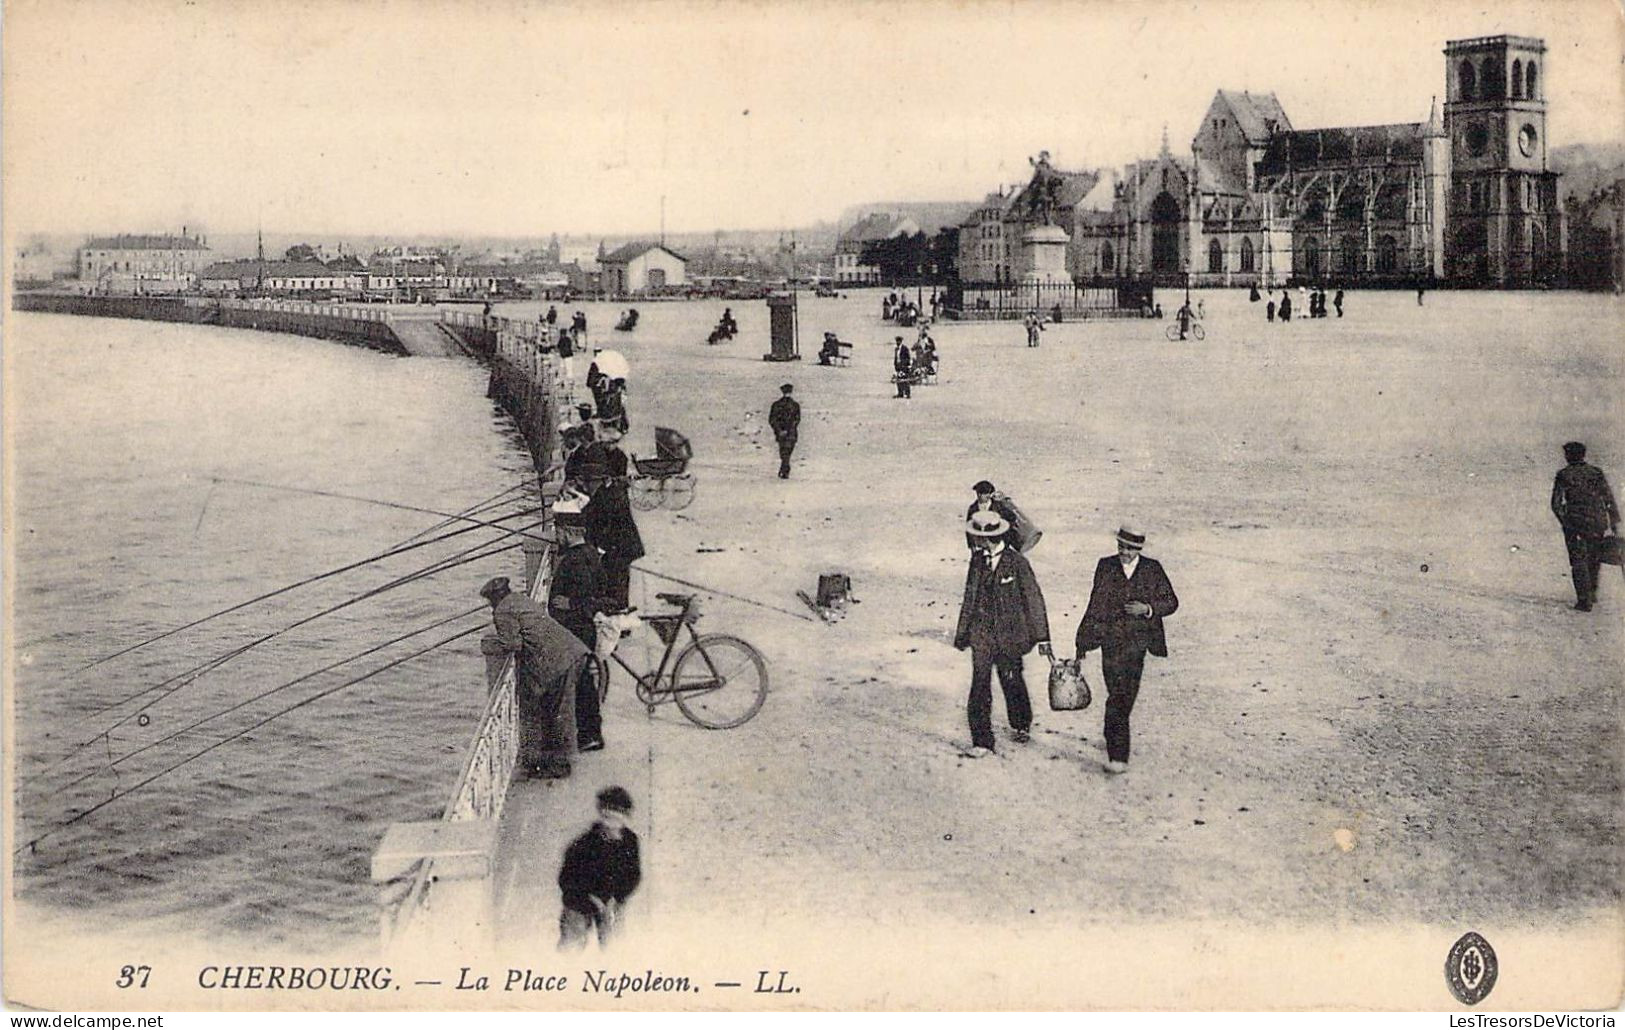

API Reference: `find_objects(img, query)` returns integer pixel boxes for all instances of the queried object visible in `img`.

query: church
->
[1056,34,1563,288]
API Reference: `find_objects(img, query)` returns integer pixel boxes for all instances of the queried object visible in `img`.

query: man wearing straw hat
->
[1074,525,1180,775]
[953,509,1052,758]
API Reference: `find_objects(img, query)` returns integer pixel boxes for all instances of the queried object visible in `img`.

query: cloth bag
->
[1600,535,1624,568]
[1046,654,1092,711]
[1004,497,1043,553]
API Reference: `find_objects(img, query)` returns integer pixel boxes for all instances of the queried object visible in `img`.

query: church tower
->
[1443,35,1559,284]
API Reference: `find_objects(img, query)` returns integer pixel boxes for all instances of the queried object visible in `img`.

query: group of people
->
[955,481,1179,772]
[1262,286,1342,322]
[882,291,941,325]
[891,329,939,397]
[614,308,640,332]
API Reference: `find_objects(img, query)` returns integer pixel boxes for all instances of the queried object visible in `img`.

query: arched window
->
[1339,235,1360,274]
[1301,237,1321,277]
[1511,59,1523,98]
[1240,237,1256,272]
[1376,235,1398,273]
[1459,59,1476,101]
[1482,57,1503,99]
[1526,62,1537,100]
[1208,238,1224,273]
[1101,241,1115,272]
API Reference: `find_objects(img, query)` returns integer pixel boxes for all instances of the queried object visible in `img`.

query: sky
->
[3,0,1622,239]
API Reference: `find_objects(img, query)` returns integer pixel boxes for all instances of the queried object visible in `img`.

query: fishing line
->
[44,530,541,775]
[71,505,546,675]
[387,481,533,550]
[85,531,530,722]
[15,625,486,857]
[634,565,816,623]
[210,475,544,528]
[55,607,487,791]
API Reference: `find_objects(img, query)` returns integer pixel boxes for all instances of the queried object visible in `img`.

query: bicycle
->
[1165,321,1205,341]
[590,592,768,729]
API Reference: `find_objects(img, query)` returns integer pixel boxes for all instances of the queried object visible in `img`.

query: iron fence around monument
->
[944,280,1147,321]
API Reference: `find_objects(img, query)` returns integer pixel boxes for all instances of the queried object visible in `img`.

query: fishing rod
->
[45,529,541,776]
[72,504,547,675]
[389,481,534,550]
[83,528,534,723]
[15,625,486,858]
[55,606,488,792]
[210,475,545,528]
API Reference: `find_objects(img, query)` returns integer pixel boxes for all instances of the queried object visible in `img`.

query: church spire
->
[1425,95,1445,137]
[1159,123,1171,158]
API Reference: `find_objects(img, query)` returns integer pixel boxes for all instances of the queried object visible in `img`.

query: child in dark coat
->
[558,787,642,950]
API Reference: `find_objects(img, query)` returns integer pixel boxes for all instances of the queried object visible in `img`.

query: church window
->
[1482,57,1503,99]
[1511,59,1523,99]
[1376,235,1398,273]
[1208,238,1224,273]
[1526,62,1537,100]
[1240,237,1256,272]
[1338,235,1360,274]
[1459,60,1476,101]
[1101,242,1115,271]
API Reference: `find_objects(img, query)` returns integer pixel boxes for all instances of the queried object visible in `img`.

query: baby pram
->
[629,427,695,510]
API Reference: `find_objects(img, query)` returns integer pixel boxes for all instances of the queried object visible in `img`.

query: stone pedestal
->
[1020,225,1071,285]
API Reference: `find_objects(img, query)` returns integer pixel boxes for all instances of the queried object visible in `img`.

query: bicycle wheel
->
[1163,323,1180,341]
[671,635,768,729]
[1191,324,1206,341]
[629,476,661,511]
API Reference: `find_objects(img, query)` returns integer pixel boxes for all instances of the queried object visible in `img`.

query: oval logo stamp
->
[1445,931,1499,1005]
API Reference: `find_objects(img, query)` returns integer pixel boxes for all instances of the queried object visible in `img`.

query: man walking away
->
[1333,289,1344,318]
[549,500,609,751]
[557,787,641,951]
[1074,525,1179,774]
[769,383,801,479]
[954,510,1052,757]
[893,336,913,399]
[1551,441,1620,611]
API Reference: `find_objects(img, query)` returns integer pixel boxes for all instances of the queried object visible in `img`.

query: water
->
[8,312,539,949]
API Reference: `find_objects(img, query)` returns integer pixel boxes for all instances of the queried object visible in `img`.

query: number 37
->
[116,965,151,989]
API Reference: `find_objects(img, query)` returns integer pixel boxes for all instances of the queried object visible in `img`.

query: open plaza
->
[465,285,1622,1003]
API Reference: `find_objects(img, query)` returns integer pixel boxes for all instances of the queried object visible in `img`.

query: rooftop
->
[600,241,688,264]
[84,234,208,251]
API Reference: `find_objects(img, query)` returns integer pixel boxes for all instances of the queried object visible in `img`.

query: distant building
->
[197,260,361,296]
[78,233,210,294]
[988,33,1566,289]
[599,242,687,294]
[957,191,1017,283]
[834,213,920,285]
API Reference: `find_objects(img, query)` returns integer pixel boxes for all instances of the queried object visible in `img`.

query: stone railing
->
[372,544,552,952]
[209,297,393,322]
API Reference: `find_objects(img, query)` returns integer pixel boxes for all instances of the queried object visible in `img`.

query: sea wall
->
[11,292,408,355]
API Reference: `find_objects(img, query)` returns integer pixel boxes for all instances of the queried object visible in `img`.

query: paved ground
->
[488,287,1623,1008]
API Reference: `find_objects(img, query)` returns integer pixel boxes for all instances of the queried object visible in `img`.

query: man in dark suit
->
[1075,525,1179,774]
[549,501,609,752]
[954,510,1052,757]
[1551,441,1620,611]
[769,383,800,479]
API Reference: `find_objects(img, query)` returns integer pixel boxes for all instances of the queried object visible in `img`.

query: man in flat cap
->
[1075,525,1179,774]
[953,509,1052,757]
[549,498,609,751]
[1551,441,1620,611]
[769,383,801,480]
[481,575,586,779]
